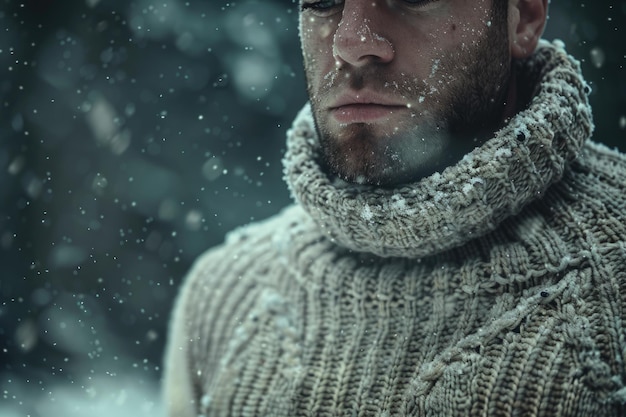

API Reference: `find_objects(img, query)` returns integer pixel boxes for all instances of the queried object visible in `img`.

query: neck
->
[502,68,519,122]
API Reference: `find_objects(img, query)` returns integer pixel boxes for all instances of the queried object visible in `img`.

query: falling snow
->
[0,1,624,416]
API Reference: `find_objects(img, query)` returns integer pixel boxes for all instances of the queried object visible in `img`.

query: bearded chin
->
[314,118,454,187]
[308,5,511,187]
[312,68,510,187]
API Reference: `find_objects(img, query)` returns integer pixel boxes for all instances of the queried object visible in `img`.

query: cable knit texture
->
[163,40,626,417]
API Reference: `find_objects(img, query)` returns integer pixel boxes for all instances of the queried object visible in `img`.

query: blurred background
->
[0,0,624,416]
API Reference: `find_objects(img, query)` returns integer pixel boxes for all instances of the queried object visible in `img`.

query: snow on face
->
[300,0,512,186]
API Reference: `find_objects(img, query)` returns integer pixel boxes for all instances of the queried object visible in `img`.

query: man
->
[163,0,626,415]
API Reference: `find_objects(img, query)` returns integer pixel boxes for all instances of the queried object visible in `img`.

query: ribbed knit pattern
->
[163,40,626,417]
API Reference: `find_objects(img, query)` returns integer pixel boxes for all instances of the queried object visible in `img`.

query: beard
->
[306,5,512,187]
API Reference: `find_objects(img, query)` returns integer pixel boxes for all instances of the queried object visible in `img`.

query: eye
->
[398,0,439,8]
[301,0,344,16]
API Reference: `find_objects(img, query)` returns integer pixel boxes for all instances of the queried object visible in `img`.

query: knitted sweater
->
[163,40,626,416]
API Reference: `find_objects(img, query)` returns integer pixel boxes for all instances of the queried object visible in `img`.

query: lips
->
[329,92,409,123]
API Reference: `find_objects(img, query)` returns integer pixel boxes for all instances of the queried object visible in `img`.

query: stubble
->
[305,4,511,186]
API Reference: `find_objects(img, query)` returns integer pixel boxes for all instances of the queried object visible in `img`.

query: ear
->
[508,0,548,59]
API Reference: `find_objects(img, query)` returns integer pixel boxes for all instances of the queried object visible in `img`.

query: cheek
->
[300,17,334,45]
[300,17,337,54]
[300,18,336,69]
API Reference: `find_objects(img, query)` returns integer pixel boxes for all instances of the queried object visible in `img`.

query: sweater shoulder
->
[164,204,314,412]
[575,140,626,192]
[528,140,626,256]
[180,204,313,304]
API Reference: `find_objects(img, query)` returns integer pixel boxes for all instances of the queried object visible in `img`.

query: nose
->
[333,1,394,67]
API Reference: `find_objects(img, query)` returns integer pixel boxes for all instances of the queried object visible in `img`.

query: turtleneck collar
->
[283,40,594,258]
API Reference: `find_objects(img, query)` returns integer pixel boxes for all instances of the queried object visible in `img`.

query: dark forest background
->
[1,0,624,415]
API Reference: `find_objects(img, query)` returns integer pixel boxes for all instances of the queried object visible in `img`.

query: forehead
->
[297,0,497,15]
[297,0,499,29]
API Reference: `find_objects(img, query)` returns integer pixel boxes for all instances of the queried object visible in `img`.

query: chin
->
[326,147,451,187]
[321,124,452,186]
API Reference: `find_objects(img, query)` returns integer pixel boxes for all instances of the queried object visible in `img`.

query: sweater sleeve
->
[162,277,197,417]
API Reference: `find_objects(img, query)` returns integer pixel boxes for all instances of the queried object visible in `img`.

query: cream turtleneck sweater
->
[163,41,626,416]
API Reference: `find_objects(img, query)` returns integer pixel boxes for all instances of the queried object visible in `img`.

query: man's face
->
[299,0,512,186]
